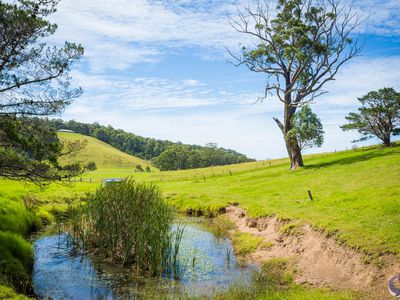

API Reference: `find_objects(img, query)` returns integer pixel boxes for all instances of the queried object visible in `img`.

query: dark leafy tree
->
[0,116,86,184]
[228,0,361,169]
[41,119,255,170]
[0,0,84,184]
[289,105,324,150]
[135,164,144,172]
[85,161,97,171]
[341,87,400,147]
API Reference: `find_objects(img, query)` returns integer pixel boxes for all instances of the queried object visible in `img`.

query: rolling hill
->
[57,132,156,171]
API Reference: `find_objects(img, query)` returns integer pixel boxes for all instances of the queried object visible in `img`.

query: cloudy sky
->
[49,0,400,160]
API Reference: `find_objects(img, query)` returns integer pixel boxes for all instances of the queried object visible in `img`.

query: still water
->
[33,218,255,299]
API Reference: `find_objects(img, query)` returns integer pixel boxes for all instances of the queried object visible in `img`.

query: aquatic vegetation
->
[68,177,182,277]
[205,215,235,238]
[33,220,255,299]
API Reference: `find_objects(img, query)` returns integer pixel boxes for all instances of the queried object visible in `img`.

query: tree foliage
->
[289,105,324,150]
[42,119,255,170]
[229,0,361,169]
[152,143,252,171]
[341,87,400,146]
[0,0,84,184]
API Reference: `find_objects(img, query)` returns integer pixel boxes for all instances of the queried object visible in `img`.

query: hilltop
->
[44,118,255,170]
[58,132,155,171]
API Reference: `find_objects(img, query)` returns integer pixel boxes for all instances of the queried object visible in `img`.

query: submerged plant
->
[68,177,183,277]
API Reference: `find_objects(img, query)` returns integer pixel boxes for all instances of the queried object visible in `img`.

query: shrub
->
[135,164,144,172]
[85,161,97,171]
[69,177,181,276]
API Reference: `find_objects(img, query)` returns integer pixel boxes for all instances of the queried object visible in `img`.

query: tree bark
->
[383,135,391,147]
[273,104,304,170]
[286,136,304,169]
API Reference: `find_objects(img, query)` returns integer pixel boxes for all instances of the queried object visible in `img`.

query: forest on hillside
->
[43,119,255,170]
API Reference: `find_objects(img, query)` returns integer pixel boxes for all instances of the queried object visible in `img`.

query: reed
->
[68,177,182,277]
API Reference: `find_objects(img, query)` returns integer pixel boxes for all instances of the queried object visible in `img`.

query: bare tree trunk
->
[286,136,304,169]
[273,103,304,170]
[383,135,391,147]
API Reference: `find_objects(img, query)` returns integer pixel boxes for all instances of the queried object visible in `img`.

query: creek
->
[33,218,255,299]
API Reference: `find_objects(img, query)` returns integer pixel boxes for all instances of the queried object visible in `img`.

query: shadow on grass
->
[304,144,399,170]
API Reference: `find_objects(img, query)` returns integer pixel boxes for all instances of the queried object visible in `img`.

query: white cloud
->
[53,1,400,159]
[48,0,400,72]
[353,0,400,36]
[316,56,400,107]
[66,72,265,112]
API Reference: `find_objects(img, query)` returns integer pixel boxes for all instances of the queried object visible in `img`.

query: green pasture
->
[0,135,399,298]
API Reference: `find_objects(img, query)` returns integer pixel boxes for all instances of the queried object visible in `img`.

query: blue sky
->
[49,0,400,160]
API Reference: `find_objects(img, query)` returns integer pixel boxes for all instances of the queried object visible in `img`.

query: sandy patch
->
[226,205,399,300]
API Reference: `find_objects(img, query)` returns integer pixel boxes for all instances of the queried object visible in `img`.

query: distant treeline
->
[44,119,255,170]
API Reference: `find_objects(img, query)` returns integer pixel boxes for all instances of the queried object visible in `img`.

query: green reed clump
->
[69,177,180,277]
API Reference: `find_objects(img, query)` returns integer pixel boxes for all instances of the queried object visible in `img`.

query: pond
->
[33,218,256,299]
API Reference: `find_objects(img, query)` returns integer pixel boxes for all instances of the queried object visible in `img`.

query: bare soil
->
[226,205,399,300]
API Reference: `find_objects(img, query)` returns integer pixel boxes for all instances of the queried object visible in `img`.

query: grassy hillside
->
[3,139,399,259]
[58,132,156,171]
[16,141,400,261]
[159,144,400,259]
[1,137,399,299]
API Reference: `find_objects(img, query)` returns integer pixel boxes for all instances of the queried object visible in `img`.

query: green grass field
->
[58,132,156,171]
[1,134,399,299]
[161,145,400,259]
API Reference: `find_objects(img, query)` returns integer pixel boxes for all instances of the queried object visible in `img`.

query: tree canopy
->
[341,87,400,146]
[289,105,324,150]
[229,0,361,169]
[41,119,255,171]
[0,0,84,184]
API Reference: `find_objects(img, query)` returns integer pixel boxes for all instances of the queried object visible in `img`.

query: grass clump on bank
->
[0,191,44,296]
[0,232,33,295]
[280,221,304,236]
[69,177,182,277]
[231,231,264,255]
[0,285,30,300]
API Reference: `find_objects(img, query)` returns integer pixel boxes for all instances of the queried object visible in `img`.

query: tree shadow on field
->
[304,144,399,170]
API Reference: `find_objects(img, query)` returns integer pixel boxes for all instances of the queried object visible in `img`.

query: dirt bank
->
[225,205,399,300]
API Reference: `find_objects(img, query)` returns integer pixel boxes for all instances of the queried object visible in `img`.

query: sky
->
[48,0,400,160]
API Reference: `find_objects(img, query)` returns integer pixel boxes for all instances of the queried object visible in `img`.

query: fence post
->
[307,190,314,201]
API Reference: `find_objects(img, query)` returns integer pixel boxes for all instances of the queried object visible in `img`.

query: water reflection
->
[33,219,255,299]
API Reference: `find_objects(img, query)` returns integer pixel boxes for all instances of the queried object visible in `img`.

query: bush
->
[135,164,144,172]
[69,177,181,276]
[85,161,97,171]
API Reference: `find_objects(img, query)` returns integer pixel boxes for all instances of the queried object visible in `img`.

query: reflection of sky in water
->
[33,219,255,299]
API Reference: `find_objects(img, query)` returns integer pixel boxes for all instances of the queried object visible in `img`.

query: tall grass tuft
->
[68,177,182,277]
